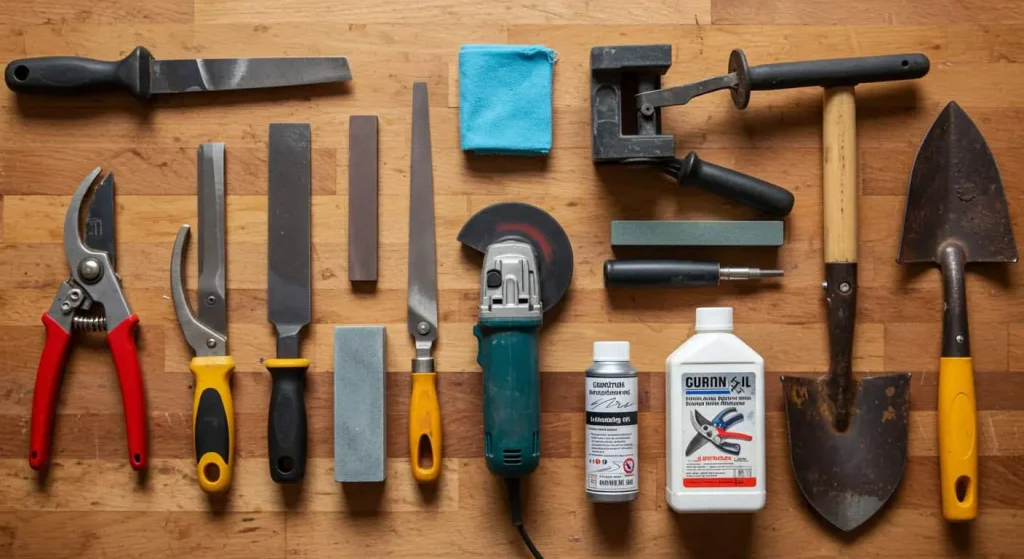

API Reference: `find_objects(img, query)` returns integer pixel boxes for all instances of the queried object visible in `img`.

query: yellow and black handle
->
[267,358,308,483]
[937,243,978,521]
[409,370,442,482]
[191,355,235,493]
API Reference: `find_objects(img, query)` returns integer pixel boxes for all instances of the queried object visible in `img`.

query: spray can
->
[585,341,639,503]
[666,307,766,512]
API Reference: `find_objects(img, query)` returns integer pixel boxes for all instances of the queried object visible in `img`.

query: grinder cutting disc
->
[458,202,574,312]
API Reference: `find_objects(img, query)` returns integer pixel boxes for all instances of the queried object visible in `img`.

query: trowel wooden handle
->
[822,86,858,264]
[939,356,978,521]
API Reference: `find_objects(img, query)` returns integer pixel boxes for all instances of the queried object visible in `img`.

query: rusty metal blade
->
[898,101,1018,264]
[781,373,911,532]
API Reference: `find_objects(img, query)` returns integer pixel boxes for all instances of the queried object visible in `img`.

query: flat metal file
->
[266,123,313,484]
[334,326,387,483]
[6,47,352,98]
[407,82,442,483]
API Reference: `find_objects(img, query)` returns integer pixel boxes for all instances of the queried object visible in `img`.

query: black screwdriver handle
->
[729,50,930,109]
[267,359,308,483]
[5,46,154,98]
[605,260,720,287]
[674,152,795,217]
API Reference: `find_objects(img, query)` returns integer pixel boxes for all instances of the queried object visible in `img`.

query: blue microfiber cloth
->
[459,44,556,156]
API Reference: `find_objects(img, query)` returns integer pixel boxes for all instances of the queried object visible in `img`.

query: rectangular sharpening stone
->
[334,326,387,482]
[348,115,379,282]
[611,220,785,247]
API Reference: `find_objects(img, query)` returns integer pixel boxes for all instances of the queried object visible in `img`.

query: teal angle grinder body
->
[458,202,574,479]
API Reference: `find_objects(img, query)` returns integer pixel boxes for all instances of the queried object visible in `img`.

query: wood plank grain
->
[194,0,711,25]
[2,0,192,25]
[712,0,1024,25]
[4,4,1024,558]
[0,511,284,558]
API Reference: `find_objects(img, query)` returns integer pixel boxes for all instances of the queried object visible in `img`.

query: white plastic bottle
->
[666,307,765,512]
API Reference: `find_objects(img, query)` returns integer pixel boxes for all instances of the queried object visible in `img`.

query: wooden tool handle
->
[939,356,978,521]
[822,86,858,264]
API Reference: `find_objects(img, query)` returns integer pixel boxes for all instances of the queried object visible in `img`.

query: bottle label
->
[680,372,757,489]
[585,376,638,494]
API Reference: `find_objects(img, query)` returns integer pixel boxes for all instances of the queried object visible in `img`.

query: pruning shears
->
[685,407,752,456]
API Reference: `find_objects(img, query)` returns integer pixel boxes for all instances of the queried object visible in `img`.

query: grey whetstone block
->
[348,115,379,281]
[334,326,387,482]
[611,220,785,247]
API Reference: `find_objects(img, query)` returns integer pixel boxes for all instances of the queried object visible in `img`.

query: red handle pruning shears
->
[30,168,147,471]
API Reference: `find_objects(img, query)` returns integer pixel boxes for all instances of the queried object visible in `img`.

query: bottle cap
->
[695,307,733,332]
[593,341,630,362]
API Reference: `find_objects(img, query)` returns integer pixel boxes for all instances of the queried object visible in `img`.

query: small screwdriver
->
[604,259,784,287]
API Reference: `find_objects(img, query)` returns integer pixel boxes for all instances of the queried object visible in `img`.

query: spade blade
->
[898,101,1018,265]
[781,373,911,532]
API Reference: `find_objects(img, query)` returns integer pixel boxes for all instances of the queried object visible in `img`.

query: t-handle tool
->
[636,50,930,112]
[31,168,147,471]
[171,143,235,493]
[407,81,442,483]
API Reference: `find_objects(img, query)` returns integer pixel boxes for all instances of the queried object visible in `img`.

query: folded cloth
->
[459,44,556,156]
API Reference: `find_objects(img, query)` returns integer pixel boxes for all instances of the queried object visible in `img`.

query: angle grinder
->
[458,202,574,559]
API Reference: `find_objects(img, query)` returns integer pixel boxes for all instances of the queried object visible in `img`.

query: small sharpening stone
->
[334,326,387,482]
[611,220,785,247]
[348,115,379,282]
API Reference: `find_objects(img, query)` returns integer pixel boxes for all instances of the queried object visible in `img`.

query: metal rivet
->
[839,282,851,294]
[206,295,217,306]
[206,339,217,349]
[821,281,828,290]
[640,104,655,117]
[78,258,102,283]
[61,302,71,311]
[69,289,82,302]
[955,335,964,344]
[417,322,431,335]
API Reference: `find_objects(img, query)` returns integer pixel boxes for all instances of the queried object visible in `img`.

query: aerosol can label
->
[585,377,638,494]
[681,372,756,488]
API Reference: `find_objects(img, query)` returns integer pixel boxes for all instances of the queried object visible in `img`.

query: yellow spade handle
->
[191,355,235,493]
[409,372,442,482]
[939,356,978,521]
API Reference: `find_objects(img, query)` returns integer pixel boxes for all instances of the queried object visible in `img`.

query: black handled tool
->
[663,152,794,216]
[6,46,352,99]
[604,259,783,287]
[636,50,929,111]
[266,123,312,483]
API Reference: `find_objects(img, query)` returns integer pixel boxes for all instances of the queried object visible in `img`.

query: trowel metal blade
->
[781,372,912,532]
[898,101,1018,264]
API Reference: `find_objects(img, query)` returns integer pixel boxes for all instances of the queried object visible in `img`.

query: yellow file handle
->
[939,356,977,521]
[191,355,235,493]
[409,372,442,482]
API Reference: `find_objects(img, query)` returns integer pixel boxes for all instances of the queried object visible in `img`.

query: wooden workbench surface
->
[3,0,1024,557]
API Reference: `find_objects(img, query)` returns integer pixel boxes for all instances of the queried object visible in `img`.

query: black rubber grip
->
[675,152,795,217]
[604,259,721,287]
[4,46,154,98]
[195,388,230,464]
[267,362,308,483]
[748,53,930,91]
